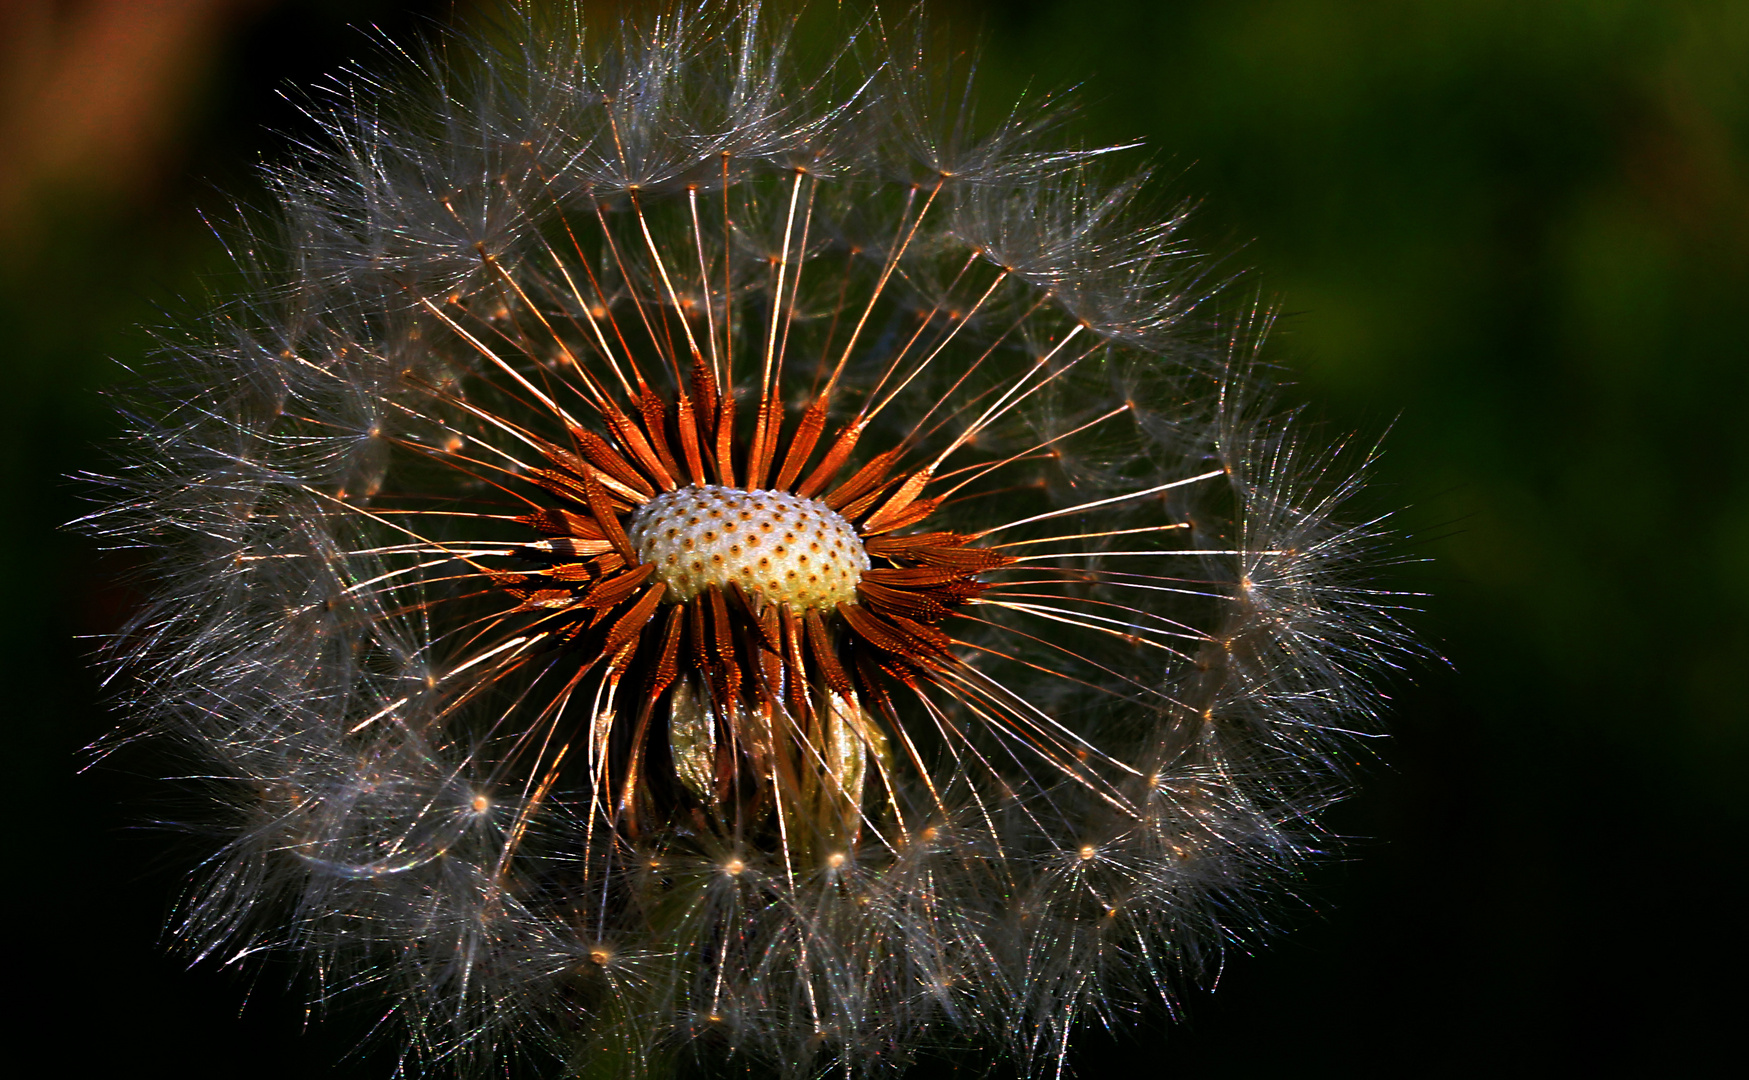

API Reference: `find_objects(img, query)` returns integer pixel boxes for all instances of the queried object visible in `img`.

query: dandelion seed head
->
[83,1,1424,1076]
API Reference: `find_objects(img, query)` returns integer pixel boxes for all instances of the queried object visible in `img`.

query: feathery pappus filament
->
[88,2,1419,1076]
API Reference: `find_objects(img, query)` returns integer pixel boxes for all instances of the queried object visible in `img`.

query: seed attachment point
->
[628,484,868,611]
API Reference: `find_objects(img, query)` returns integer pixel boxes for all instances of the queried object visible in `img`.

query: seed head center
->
[627,485,868,611]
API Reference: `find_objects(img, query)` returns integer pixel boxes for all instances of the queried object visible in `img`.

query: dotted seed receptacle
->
[627,485,869,611]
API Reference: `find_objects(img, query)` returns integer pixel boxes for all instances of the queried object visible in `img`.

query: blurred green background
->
[9,0,1742,1074]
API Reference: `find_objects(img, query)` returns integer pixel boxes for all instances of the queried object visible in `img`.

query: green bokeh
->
[977,0,1748,770]
[12,1,1742,1074]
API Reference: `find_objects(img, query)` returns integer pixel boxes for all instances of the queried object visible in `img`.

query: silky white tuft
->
[82,2,1423,1077]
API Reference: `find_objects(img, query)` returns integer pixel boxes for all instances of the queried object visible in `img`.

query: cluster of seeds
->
[627,485,870,611]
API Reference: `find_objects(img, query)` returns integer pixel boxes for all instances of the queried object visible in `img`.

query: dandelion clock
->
[88,2,1419,1075]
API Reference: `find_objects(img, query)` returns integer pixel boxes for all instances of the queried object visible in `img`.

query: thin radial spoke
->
[980,588,1208,638]
[934,668,1141,816]
[925,334,1100,475]
[1011,548,1284,561]
[902,293,1057,447]
[978,599,1200,657]
[820,179,942,397]
[543,207,641,400]
[748,170,809,489]
[901,683,1010,856]
[943,663,1146,782]
[770,174,817,415]
[416,297,584,431]
[633,192,707,368]
[855,249,983,412]
[954,616,1193,713]
[937,403,1132,499]
[974,469,1229,538]
[688,185,723,383]
[595,193,679,385]
[866,267,1009,422]
[987,522,1190,549]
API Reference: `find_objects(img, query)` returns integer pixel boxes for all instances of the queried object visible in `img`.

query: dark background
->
[8,1,1742,1075]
